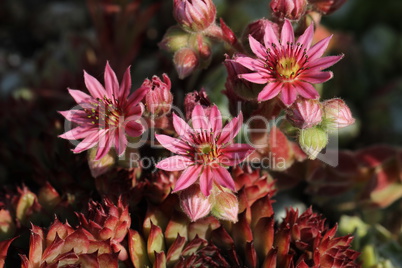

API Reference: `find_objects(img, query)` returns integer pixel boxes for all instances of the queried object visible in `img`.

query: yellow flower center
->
[276,57,300,81]
[197,143,219,164]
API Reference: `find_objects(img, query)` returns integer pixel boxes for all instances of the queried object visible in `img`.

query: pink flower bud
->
[173,0,216,32]
[286,98,323,129]
[270,0,307,21]
[322,98,355,131]
[211,190,239,223]
[243,19,280,45]
[179,184,213,222]
[184,89,211,120]
[142,74,173,117]
[173,48,199,79]
[308,0,347,15]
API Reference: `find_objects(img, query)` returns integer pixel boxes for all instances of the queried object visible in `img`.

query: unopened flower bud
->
[173,0,216,32]
[88,147,115,178]
[173,48,199,79]
[299,127,328,159]
[286,98,323,129]
[270,0,307,21]
[159,26,191,53]
[180,184,213,222]
[243,19,280,45]
[142,74,173,117]
[184,89,211,120]
[211,190,239,223]
[322,98,355,131]
[308,0,347,15]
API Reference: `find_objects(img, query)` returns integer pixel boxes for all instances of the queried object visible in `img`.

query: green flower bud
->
[298,127,328,160]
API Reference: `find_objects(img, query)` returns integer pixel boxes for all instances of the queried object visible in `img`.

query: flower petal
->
[155,134,192,154]
[295,81,319,99]
[59,127,93,140]
[84,71,106,99]
[239,72,269,84]
[173,113,192,141]
[307,35,332,61]
[125,121,144,137]
[219,112,243,145]
[59,110,89,124]
[209,105,222,135]
[173,165,203,192]
[220,143,255,166]
[73,129,106,154]
[280,83,297,106]
[296,23,314,49]
[258,82,282,101]
[119,66,132,99]
[68,89,92,104]
[281,20,295,45]
[199,166,213,196]
[114,128,128,156]
[95,132,114,160]
[127,86,149,107]
[191,104,209,130]
[156,155,193,171]
[104,61,119,99]
[264,22,281,50]
[212,166,235,191]
[306,55,343,71]
[299,71,333,84]
[249,35,268,59]
[234,56,265,71]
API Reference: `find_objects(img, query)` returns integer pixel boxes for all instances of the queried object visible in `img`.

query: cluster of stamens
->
[83,95,123,129]
[186,130,221,165]
[265,42,309,82]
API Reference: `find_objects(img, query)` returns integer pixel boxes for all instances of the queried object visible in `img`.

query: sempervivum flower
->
[142,74,173,117]
[20,219,118,268]
[77,198,130,260]
[155,105,254,196]
[234,20,343,106]
[59,62,147,160]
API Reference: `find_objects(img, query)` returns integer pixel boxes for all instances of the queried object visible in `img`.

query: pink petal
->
[119,66,132,99]
[127,103,144,117]
[68,89,92,104]
[307,35,332,61]
[234,56,265,72]
[73,130,106,154]
[219,112,243,145]
[295,81,319,99]
[212,166,235,191]
[239,72,269,84]
[59,110,89,124]
[125,121,144,137]
[127,86,149,107]
[155,134,192,154]
[306,55,343,71]
[156,155,193,171]
[173,165,203,192]
[257,82,282,101]
[95,132,113,160]
[84,71,106,99]
[173,113,192,141]
[264,22,281,50]
[104,61,119,99]
[114,128,128,156]
[281,20,295,45]
[199,166,213,196]
[248,35,268,59]
[59,127,93,140]
[280,83,297,106]
[191,104,209,130]
[220,144,255,166]
[209,105,222,135]
[299,71,333,84]
[296,23,314,49]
